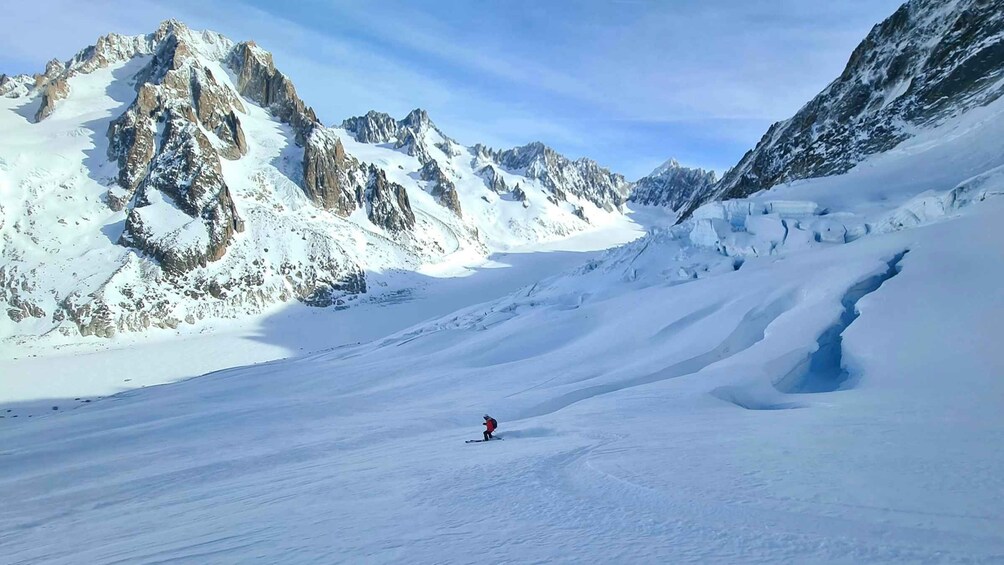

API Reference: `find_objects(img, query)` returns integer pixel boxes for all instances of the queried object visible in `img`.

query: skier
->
[482,414,498,441]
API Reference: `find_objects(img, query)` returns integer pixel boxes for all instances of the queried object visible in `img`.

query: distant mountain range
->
[0,21,633,338]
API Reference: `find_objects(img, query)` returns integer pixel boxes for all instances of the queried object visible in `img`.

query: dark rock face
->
[629,159,718,211]
[341,110,400,144]
[511,184,528,205]
[34,76,69,122]
[688,0,1004,218]
[341,108,456,166]
[119,113,243,275]
[226,42,377,220]
[226,41,318,144]
[365,166,416,232]
[191,67,247,159]
[474,141,629,212]
[478,165,508,194]
[107,29,245,275]
[106,84,159,210]
[31,60,69,121]
[302,130,364,216]
[420,160,462,217]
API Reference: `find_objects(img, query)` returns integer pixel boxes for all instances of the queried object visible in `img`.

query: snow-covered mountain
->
[0,20,631,341]
[628,158,717,210]
[5,39,1004,564]
[664,0,1004,217]
[3,2,1004,562]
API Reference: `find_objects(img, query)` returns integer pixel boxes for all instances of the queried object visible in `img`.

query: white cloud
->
[0,0,906,174]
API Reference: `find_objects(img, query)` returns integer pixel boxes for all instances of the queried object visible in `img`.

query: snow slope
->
[1,87,1003,563]
[0,221,641,406]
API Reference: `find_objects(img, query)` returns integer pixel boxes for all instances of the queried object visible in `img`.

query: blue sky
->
[1,0,904,179]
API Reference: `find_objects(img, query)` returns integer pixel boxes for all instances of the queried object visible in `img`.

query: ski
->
[465,437,503,443]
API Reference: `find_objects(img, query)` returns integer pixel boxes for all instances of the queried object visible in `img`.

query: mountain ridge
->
[0,20,634,340]
[673,0,1004,218]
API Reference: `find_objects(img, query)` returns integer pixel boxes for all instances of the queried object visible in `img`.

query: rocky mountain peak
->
[678,0,1004,219]
[341,108,444,144]
[401,108,432,131]
[225,40,319,144]
[629,159,718,211]
[0,19,638,338]
[474,141,628,212]
[650,158,682,175]
[340,108,457,168]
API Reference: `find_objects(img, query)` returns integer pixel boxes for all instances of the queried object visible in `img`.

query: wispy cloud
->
[0,0,905,179]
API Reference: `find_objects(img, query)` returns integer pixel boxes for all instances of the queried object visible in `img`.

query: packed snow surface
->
[3,61,1004,565]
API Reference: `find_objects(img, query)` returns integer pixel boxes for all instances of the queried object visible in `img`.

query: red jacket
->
[484,418,496,433]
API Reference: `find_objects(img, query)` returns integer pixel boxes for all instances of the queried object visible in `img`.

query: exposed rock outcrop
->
[683,0,1004,218]
[478,165,508,194]
[474,141,629,212]
[27,20,233,123]
[0,73,33,98]
[226,41,318,144]
[0,266,46,323]
[341,108,456,166]
[365,166,416,232]
[629,159,718,211]
[420,160,462,217]
[119,113,244,275]
[302,129,364,216]
[106,84,159,210]
[107,27,246,275]
[341,110,400,144]
[512,184,528,206]
[32,60,70,121]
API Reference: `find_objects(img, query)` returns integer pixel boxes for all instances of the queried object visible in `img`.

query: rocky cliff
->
[629,159,717,211]
[473,142,630,212]
[679,0,1004,218]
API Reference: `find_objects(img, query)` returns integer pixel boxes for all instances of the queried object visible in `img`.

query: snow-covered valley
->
[3,1,1004,562]
[0,219,643,407]
[3,91,1004,560]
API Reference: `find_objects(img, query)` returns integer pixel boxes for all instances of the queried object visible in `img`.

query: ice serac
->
[475,141,630,212]
[629,159,718,210]
[679,0,1004,218]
